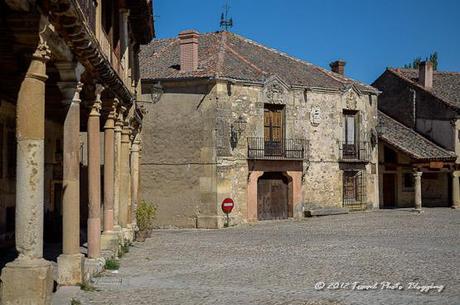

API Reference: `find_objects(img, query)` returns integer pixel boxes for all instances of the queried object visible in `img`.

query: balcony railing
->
[339,141,369,162]
[247,137,307,160]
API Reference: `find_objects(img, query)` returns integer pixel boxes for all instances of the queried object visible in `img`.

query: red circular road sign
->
[221,198,234,214]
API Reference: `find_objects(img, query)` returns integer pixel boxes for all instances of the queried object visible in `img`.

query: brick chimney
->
[418,61,433,90]
[330,60,346,75]
[178,30,199,72]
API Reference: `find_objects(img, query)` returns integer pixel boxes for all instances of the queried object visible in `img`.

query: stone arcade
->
[0,1,154,304]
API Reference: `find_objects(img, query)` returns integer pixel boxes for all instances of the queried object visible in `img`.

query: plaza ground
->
[74,209,459,305]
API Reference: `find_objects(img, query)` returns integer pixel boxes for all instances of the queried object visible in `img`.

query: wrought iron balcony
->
[339,141,370,162]
[247,137,307,160]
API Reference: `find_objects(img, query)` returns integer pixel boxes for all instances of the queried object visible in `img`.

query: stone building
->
[373,62,460,209]
[0,0,153,304]
[140,30,380,229]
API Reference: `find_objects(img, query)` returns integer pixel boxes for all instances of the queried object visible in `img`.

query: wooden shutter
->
[272,109,282,142]
[264,109,271,142]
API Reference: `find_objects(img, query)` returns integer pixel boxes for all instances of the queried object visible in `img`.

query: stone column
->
[1,41,54,305]
[413,171,423,212]
[120,8,130,83]
[113,106,125,232]
[57,82,84,286]
[119,124,131,227]
[120,123,132,240]
[101,100,119,253]
[130,134,141,229]
[452,171,460,209]
[87,85,103,259]
[127,132,133,225]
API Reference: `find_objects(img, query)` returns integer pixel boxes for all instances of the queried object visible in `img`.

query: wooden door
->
[264,106,284,156]
[257,172,288,220]
[383,173,396,208]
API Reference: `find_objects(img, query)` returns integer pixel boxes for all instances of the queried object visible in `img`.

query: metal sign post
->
[221,198,234,227]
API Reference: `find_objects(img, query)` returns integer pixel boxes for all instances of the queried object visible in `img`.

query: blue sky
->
[154,0,460,84]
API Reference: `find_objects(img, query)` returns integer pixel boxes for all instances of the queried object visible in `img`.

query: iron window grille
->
[343,170,366,210]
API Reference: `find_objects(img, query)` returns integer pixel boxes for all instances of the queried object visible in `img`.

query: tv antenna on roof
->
[220,1,233,31]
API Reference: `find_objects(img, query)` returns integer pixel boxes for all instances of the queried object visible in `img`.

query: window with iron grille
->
[343,170,366,208]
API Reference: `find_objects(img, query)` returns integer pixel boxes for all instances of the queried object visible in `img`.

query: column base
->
[122,226,134,243]
[83,257,105,282]
[413,208,423,213]
[1,257,53,305]
[57,253,84,286]
[451,205,460,209]
[101,232,119,257]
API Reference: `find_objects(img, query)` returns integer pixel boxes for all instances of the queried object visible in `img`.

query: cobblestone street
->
[77,209,460,305]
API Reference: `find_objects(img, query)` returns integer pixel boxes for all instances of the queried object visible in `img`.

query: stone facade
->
[140,36,380,228]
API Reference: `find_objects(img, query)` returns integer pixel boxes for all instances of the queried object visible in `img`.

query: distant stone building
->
[140,30,380,229]
[0,1,153,304]
[373,62,460,209]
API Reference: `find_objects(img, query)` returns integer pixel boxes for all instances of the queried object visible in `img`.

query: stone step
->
[304,207,349,217]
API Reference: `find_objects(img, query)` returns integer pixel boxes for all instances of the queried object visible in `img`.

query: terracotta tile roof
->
[140,31,378,93]
[378,111,456,161]
[389,68,460,109]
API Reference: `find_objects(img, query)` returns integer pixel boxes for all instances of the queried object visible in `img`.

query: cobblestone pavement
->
[77,209,460,305]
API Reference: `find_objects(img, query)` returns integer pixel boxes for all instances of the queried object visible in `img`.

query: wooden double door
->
[257,172,289,220]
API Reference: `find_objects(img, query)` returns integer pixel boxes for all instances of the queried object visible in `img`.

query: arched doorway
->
[257,172,289,220]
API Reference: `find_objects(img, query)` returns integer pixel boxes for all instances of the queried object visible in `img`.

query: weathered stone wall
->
[139,77,379,228]
[215,80,379,218]
[303,89,379,209]
[140,82,217,228]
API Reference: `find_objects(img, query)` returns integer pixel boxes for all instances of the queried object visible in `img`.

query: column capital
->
[25,41,51,83]
[110,98,120,117]
[89,84,104,117]
[413,171,423,178]
[32,40,51,63]
[104,98,118,130]
[121,124,132,143]
[131,141,141,153]
[115,105,127,127]
[453,170,460,178]
[71,82,83,105]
